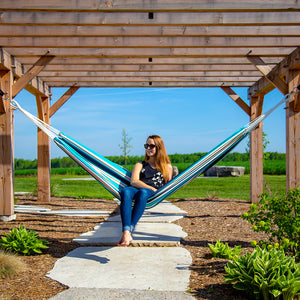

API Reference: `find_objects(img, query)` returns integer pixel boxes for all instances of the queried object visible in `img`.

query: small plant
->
[206,191,218,200]
[241,188,300,260]
[224,246,300,300]
[0,250,27,278]
[0,225,49,256]
[208,240,242,260]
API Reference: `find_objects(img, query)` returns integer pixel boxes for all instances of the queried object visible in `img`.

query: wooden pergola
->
[0,1,299,220]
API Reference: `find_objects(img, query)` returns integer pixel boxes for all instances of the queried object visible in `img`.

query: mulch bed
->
[0,195,267,299]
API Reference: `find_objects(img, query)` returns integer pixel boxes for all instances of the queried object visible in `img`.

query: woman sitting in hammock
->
[118,135,173,246]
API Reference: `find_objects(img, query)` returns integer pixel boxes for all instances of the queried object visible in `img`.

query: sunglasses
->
[144,144,156,150]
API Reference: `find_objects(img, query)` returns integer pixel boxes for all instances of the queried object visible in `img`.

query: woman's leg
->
[119,186,139,232]
[118,186,138,246]
[130,188,155,232]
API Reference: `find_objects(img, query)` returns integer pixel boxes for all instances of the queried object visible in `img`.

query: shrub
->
[0,250,27,278]
[0,225,49,255]
[208,240,242,260]
[224,246,300,300]
[241,188,300,260]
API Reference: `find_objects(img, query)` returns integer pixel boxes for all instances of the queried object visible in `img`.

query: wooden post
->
[0,70,16,221]
[286,70,300,191]
[250,94,264,203]
[36,94,51,202]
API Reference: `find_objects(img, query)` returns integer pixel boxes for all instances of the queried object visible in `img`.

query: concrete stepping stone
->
[50,287,195,299]
[40,209,110,217]
[107,213,185,223]
[14,205,51,213]
[73,222,187,246]
[146,200,186,214]
[47,247,192,292]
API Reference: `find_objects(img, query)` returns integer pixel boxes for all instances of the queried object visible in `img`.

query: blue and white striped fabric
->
[11,89,295,208]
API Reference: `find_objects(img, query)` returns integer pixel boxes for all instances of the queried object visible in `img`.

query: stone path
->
[21,200,195,299]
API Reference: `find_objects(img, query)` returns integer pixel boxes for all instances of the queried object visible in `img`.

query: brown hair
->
[144,135,171,182]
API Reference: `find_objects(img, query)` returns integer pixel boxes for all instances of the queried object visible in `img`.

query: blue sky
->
[14,87,286,160]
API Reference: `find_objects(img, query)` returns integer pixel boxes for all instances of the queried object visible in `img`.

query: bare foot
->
[118,230,133,247]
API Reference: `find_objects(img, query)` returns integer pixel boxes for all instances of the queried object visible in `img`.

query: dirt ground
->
[0,195,267,300]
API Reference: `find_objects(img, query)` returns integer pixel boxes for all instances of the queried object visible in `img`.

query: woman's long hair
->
[144,135,171,183]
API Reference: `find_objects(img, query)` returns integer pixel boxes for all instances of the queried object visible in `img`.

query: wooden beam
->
[34,64,261,72]
[39,71,261,77]
[7,46,293,57]
[1,25,300,37]
[247,55,288,95]
[19,56,282,66]
[1,11,300,26]
[221,86,250,116]
[47,81,255,87]
[1,0,300,11]
[248,47,300,98]
[50,86,79,117]
[286,70,300,191]
[0,69,15,220]
[36,95,51,203]
[40,76,261,82]
[12,54,54,98]
[250,94,264,203]
[1,36,300,48]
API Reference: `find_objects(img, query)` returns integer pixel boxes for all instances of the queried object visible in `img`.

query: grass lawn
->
[14,174,286,201]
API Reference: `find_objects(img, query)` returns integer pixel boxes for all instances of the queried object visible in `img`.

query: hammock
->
[10,87,298,208]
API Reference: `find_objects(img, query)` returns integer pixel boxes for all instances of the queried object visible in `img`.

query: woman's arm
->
[130,162,157,192]
[167,164,173,182]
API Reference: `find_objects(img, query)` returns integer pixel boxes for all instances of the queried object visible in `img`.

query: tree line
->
[14,151,286,170]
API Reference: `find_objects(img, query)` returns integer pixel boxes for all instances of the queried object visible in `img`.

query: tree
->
[119,129,133,166]
[245,131,270,160]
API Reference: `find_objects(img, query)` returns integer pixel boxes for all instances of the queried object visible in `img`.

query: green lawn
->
[14,174,286,201]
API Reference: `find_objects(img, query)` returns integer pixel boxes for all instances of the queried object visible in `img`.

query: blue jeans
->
[120,186,155,232]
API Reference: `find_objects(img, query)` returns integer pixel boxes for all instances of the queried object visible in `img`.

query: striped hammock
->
[11,89,296,208]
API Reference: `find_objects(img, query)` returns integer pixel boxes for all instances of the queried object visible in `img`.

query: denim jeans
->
[119,186,155,232]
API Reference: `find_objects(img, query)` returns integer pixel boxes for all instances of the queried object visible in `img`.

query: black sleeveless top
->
[139,161,165,189]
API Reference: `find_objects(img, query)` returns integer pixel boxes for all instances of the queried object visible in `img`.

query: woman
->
[118,135,173,246]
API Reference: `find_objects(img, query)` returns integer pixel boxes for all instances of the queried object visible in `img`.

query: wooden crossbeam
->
[221,86,250,116]
[47,81,255,87]
[1,36,300,48]
[12,54,54,98]
[1,0,300,11]
[18,56,282,66]
[39,71,261,77]
[6,47,293,57]
[1,11,300,26]
[247,55,288,95]
[1,25,300,37]
[50,86,79,117]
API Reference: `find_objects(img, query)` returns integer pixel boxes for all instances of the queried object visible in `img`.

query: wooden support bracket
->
[247,55,288,95]
[0,95,6,114]
[12,53,54,98]
[50,85,79,117]
[220,86,250,116]
[293,89,300,112]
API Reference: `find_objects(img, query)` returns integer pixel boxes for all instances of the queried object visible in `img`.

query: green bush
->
[0,225,49,256]
[224,246,300,300]
[208,240,242,260]
[242,188,300,260]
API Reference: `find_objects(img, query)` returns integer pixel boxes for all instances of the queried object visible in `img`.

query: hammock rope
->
[10,86,300,208]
